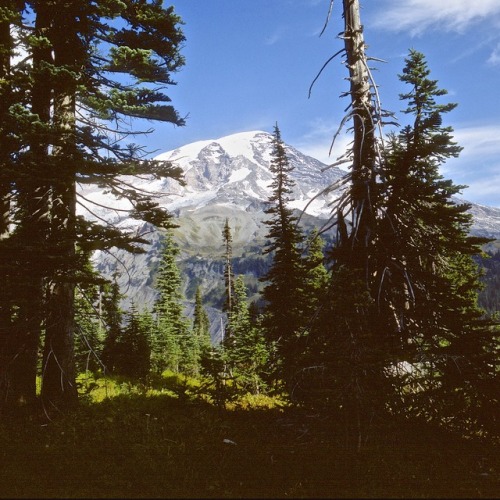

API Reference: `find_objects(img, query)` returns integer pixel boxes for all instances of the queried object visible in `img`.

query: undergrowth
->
[0,373,497,498]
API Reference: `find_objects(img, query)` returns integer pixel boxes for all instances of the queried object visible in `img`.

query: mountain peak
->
[150,129,345,218]
[155,130,272,169]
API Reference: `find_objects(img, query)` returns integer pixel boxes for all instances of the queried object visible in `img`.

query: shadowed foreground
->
[0,388,497,499]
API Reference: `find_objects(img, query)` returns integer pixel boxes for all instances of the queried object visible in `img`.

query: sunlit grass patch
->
[76,372,178,402]
[226,392,289,411]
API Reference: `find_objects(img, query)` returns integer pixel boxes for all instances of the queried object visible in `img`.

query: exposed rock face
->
[78,130,500,341]
[466,202,500,239]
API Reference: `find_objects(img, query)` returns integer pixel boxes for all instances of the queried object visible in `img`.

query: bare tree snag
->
[340,0,378,273]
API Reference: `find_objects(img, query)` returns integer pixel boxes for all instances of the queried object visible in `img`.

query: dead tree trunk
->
[340,0,378,272]
[332,0,383,451]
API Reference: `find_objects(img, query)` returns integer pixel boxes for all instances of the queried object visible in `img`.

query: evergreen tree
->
[113,303,151,380]
[0,1,52,410]
[222,218,234,329]
[0,0,186,412]
[73,258,108,374]
[227,276,268,394]
[74,286,100,374]
[100,275,125,375]
[260,124,306,386]
[315,3,496,445]
[302,229,329,323]
[192,286,211,354]
[478,251,500,315]
[286,229,331,402]
[379,50,498,435]
[151,316,180,374]
[152,229,191,374]
[229,277,252,343]
[199,343,236,409]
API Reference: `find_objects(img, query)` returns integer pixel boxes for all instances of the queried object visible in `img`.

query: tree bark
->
[0,5,12,242]
[340,0,377,271]
[40,3,80,408]
[334,0,381,450]
[0,3,14,401]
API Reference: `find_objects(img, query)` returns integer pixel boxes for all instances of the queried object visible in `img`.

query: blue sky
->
[145,0,500,208]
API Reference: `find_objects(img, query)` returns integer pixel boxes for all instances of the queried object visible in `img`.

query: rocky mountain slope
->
[80,131,343,306]
[78,131,500,339]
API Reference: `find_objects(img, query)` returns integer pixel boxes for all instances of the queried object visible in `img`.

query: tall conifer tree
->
[379,50,498,434]
[302,229,329,322]
[192,286,211,354]
[222,218,234,326]
[73,259,107,374]
[152,229,190,373]
[228,276,268,394]
[0,0,186,412]
[100,275,124,374]
[260,124,306,386]
[112,303,151,379]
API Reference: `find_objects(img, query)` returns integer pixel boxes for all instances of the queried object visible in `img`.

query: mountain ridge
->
[80,130,500,339]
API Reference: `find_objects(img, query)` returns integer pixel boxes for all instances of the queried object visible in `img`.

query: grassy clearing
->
[0,374,498,498]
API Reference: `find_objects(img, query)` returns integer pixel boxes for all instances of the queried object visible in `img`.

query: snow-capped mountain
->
[80,130,344,250]
[466,202,500,240]
[79,130,346,339]
[152,130,343,217]
[79,130,500,338]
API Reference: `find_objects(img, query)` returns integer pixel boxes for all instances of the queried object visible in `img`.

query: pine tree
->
[152,229,191,374]
[0,0,186,412]
[379,50,498,435]
[0,1,54,411]
[222,218,234,327]
[192,286,211,354]
[478,251,500,314]
[302,229,329,322]
[73,258,108,374]
[227,276,268,394]
[284,229,332,402]
[0,2,24,340]
[113,303,151,380]
[101,275,124,375]
[260,123,306,387]
[152,315,182,374]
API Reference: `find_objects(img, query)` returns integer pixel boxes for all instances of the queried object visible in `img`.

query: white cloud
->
[373,0,500,35]
[264,33,281,46]
[453,125,500,158]
[295,119,353,167]
[442,124,500,207]
[264,26,287,46]
[488,43,500,65]
[457,170,500,207]
[297,121,500,207]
